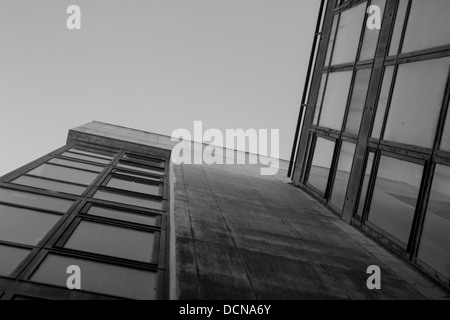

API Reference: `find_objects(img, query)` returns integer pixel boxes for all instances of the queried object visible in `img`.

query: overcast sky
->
[0,0,319,176]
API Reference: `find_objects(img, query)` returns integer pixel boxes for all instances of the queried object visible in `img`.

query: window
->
[367,156,423,246]
[307,137,336,194]
[319,70,353,130]
[30,254,157,300]
[384,57,450,148]
[372,66,394,139]
[115,170,161,182]
[86,205,158,227]
[12,176,86,196]
[440,106,450,152]
[330,142,356,210]
[345,68,372,135]
[106,176,161,197]
[388,0,408,56]
[61,152,110,165]
[331,2,366,65]
[63,221,156,263]
[359,0,386,61]
[313,75,327,125]
[0,188,73,213]
[28,164,98,186]
[0,245,30,277]
[417,164,450,280]
[0,205,61,246]
[93,190,164,211]
[324,17,338,67]
[356,152,375,217]
[117,162,164,176]
[402,0,450,53]
[49,158,104,173]
[122,154,164,168]
[70,145,116,159]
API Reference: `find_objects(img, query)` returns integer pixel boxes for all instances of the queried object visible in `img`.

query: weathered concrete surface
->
[173,161,449,300]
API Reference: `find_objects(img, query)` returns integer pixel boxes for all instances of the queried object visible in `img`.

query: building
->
[290,0,450,289]
[0,121,447,300]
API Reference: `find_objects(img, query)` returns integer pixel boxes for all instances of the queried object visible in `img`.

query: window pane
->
[107,177,161,196]
[87,205,157,227]
[115,170,161,182]
[440,106,450,152]
[331,2,366,65]
[345,68,372,135]
[388,0,408,56]
[324,16,338,67]
[330,142,356,210]
[359,0,386,61]
[0,188,73,213]
[123,154,164,168]
[28,164,98,185]
[0,205,61,245]
[64,221,155,263]
[417,164,450,279]
[402,0,450,53]
[384,57,450,148]
[61,152,110,165]
[319,70,353,130]
[372,66,394,139]
[70,146,115,159]
[117,162,164,176]
[93,190,164,211]
[313,75,327,125]
[49,158,104,173]
[307,138,335,194]
[31,254,157,300]
[0,245,30,277]
[69,148,113,160]
[357,153,375,217]
[12,176,86,196]
[367,156,423,246]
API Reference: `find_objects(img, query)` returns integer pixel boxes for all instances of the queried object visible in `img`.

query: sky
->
[0,0,320,176]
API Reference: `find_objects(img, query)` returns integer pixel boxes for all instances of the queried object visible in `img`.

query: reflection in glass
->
[61,152,110,165]
[117,162,164,176]
[319,71,353,131]
[402,0,450,53]
[115,170,161,182]
[93,190,164,211]
[70,146,115,159]
[87,205,158,226]
[384,57,450,148]
[28,164,98,186]
[12,176,86,196]
[49,158,104,173]
[313,75,327,125]
[367,156,423,246]
[357,153,375,217]
[331,2,366,65]
[0,245,30,277]
[372,66,394,139]
[417,165,450,280]
[64,221,155,263]
[330,142,356,211]
[388,0,408,56]
[0,188,73,213]
[123,154,164,168]
[107,177,161,196]
[0,205,61,245]
[31,254,157,300]
[307,138,335,194]
[359,0,386,61]
[345,69,372,135]
[440,106,450,152]
[324,16,338,67]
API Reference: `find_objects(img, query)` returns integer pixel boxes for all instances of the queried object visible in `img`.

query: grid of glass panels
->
[0,143,168,300]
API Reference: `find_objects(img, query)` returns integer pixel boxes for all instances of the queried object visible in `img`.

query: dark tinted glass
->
[87,205,158,226]
[0,188,73,213]
[93,190,163,211]
[49,158,104,172]
[0,245,30,276]
[28,164,98,185]
[12,176,86,195]
[61,152,110,165]
[106,177,161,196]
